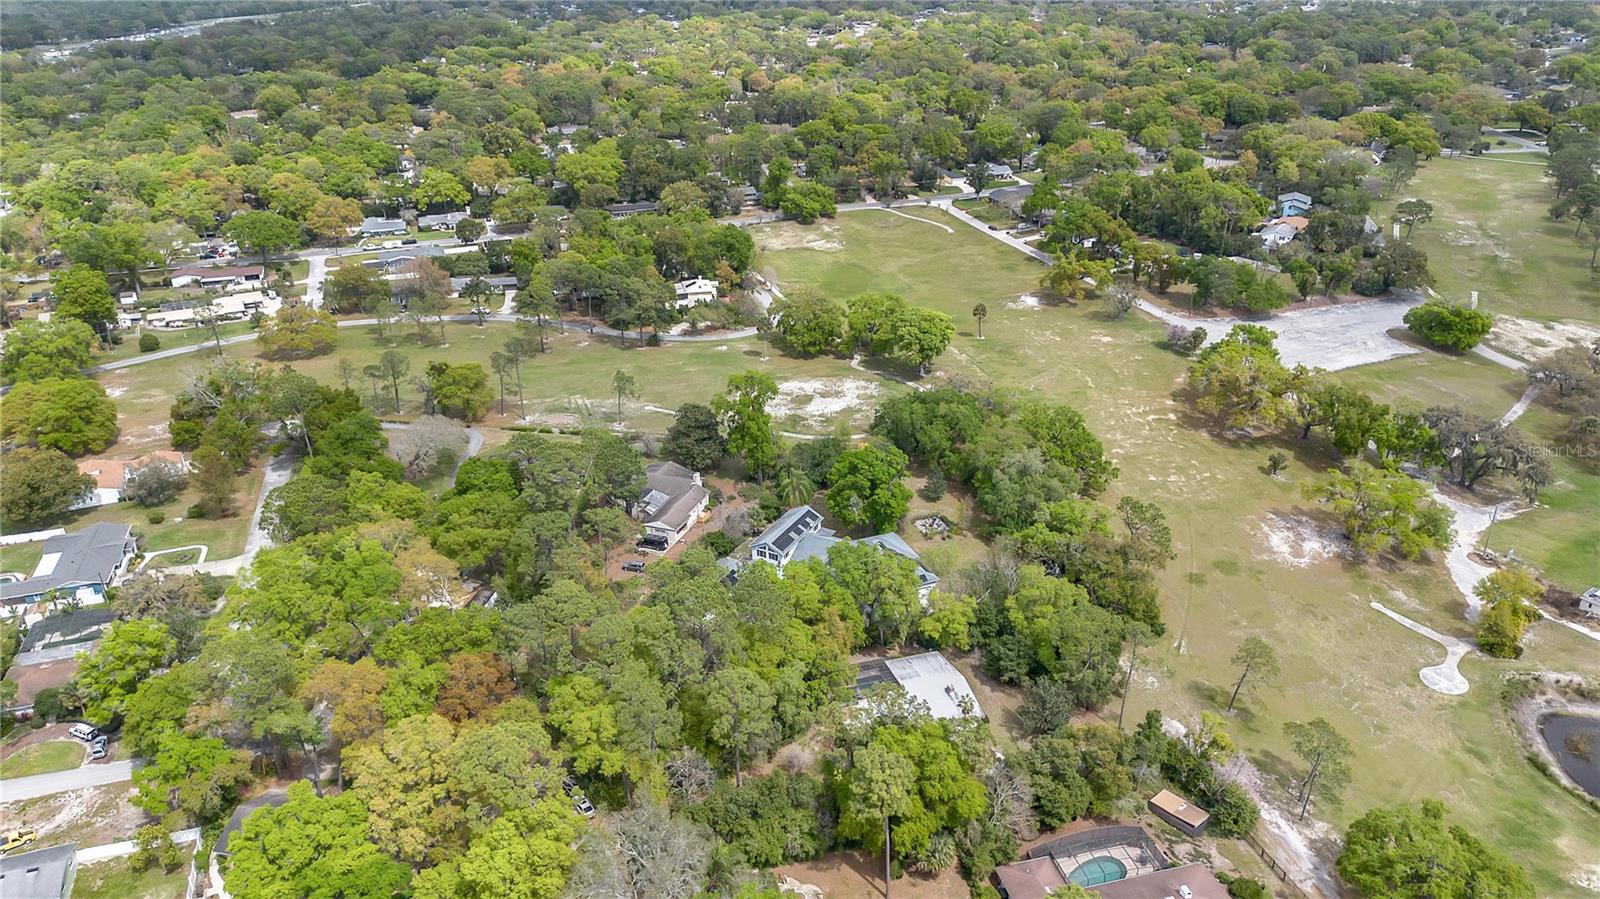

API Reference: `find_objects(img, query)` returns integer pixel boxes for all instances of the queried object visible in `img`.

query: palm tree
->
[972,302,988,339]
[776,463,815,507]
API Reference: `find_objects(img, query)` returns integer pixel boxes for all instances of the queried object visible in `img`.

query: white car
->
[68,722,100,742]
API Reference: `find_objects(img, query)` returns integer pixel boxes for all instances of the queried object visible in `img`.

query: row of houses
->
[359,211,471,237]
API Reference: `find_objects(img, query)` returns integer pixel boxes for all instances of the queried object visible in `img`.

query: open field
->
[754,209,1600,896]
[96,321,887,439]
[1331,344,1528,421]
[1485,405,1600,594]
[1373,154,1598,324]
[0,741,84,778]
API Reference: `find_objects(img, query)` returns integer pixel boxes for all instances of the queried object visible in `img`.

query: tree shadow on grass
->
[1187,680,1258,729]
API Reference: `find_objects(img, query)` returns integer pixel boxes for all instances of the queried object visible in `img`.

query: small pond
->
[1539,713,1600,797]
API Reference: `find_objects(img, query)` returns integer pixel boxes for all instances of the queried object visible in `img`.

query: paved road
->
[77,827,199,864]
[1480,127,1548,155]
[0,759,136,802]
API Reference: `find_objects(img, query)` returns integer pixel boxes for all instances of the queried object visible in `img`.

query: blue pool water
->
[1067,856,1129,886]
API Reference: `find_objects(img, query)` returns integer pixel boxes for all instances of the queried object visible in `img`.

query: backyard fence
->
[1244,831,1315,898]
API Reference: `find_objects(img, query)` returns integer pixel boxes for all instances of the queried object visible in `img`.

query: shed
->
[1148,789,1210,836]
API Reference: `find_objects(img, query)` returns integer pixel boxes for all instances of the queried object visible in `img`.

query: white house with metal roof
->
[746,505,940,600]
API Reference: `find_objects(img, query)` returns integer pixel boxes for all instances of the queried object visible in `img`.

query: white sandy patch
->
[103,385,128,398]
[755,221,844,253]
[769,377,883,428]
[1008,293,1041,310]
[1256,511,1347,568]
[1485,316,1600,363]
[1572,863,1600,893]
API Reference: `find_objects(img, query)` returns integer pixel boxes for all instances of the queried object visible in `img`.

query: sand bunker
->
[769,377,882,427]
[1256,511,1347,568]
[1487,316,1600,363]
[756,221,844,252]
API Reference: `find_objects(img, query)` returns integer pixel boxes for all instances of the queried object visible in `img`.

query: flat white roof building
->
[855,651,983,720]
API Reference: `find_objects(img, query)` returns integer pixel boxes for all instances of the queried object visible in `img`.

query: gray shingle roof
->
[1,523,134,604]
[0,842,77,898]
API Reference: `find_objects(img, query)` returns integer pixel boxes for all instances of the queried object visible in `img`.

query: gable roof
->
[752,505,824,555]
[171,264,262,281]
[0,842,77,897]
[993,856,1067,899]
[1091,863,1229,899]
[0,523,134,603]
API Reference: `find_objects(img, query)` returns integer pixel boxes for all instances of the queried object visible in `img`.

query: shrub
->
[1403,301,1493,351]
[138,332,160,352]
[1227,877,1271,899]
[146,510,165,524]
[186,503,208,519]
[698,530,738,557]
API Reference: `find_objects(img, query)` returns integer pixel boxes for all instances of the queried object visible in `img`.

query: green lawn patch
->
[0,741,84,778]
[72,851,195,899]
[1332,348,1528,421]
[1372,155,1598,323]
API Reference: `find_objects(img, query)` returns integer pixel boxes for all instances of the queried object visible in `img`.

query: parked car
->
[636,534,668,552]
[400,238,418,245]
[1,828,37,855]
[621,560,646,573]
[572,793,596,818]
[68,722,100,742]
[88,736,109,760]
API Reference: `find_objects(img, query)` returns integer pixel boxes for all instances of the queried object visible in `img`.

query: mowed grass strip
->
[0,741,84,778]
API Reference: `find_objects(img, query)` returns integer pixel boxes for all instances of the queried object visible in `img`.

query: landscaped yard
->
[754,207,1600,896]
[72,852,194,899]
[0,741,83,778]
[94,321,256,365]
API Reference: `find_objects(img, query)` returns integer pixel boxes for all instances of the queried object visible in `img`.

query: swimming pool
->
[1067,856,1129,886]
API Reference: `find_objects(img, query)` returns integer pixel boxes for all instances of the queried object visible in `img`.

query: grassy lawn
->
[2,541,46,576]
[96,321,256,364]
[1331,346,1528,421]
[0,468,263,558]
[0,740,84,778]
[1486,405,1600,593]
[99,321,882,438]
[1372,155,1598,323]
[72,851,194,899]
[754,210,1600,895]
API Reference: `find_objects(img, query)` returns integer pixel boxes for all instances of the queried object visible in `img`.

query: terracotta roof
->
[77,451,187,490]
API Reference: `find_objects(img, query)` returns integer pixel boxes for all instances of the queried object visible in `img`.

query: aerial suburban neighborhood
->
[0,2,1598,899]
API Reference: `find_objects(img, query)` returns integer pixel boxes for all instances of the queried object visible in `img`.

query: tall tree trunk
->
[884,815,893,899]
[1227,663,1250,712]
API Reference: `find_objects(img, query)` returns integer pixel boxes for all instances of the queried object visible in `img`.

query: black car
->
[636,534,669,552]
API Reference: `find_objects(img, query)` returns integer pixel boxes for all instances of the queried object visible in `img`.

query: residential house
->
[0,523,138,610]
[1257,215,1307,249]
[450,275,519,297]
[635,461,710,549]
[1276,191,1312,217]
[0,843,78,899]
[144,295,254,329]
[1093,864,1229,899]
[1147,789,1211,836]
[74,451,189,508]
[736,184,760,207]
[603,201,659,219]
[748,505,826,570]
[855,651,982,720]
[360,217,409,237]
[169,264,263,290]
[747,505,940,600]
[1579,587,1600,618]
[0,655,80,718]
[672,278,720,309]
[418,211,469,231]
[362,244,446,271]
[985,162,1016,180]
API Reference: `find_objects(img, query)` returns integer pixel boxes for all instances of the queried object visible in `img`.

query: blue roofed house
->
[0,524,137,617]
[1276,191,1312,217]
[746,506,940,601]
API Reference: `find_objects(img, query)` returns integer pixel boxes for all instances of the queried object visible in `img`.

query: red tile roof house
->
[74,451,188,508]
